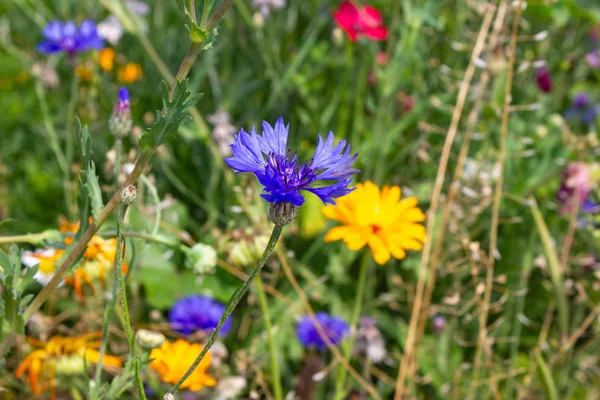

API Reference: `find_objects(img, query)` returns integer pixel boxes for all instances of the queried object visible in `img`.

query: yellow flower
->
[99,48,115,72]
[21,220,127,300]
[60,219,128,300]
[16,334,122,400]
[150,339,216,391]
[74,65,92,81]
[322,181,426,265]
[117,63,143,83]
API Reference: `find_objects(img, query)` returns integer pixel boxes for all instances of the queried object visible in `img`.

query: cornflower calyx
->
[225,117,359,207]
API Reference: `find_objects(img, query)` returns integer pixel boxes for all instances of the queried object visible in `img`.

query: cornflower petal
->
[225,118,358,206]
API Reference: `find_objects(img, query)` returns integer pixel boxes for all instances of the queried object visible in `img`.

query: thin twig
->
[393,5,496,397]
[470,4,523,397]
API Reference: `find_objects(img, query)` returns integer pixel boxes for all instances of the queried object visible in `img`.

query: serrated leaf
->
[202,26,218,50]
[85,161,104,219]
[138,79,202,151]
[8,245,21,280]
[0,250,11,278]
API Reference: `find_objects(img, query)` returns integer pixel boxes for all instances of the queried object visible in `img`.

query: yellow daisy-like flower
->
[15,333,122,400]
[150,339,216,392]
[21,220,126,300]
[99,48,115,72]
[117,63,143,83]
[322,181,426,265]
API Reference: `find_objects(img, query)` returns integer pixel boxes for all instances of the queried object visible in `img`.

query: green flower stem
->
[23,150,155,323]
[169,223,284,394]
[115,202,147,400]
[0,231,55,244]
[169,42,202,99]
[114,135,122,190]
[333,250,370,400]
[255,276,283,400]
[91,178,128,393]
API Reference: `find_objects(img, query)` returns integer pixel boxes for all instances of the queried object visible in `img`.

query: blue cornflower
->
[224,117,359,207]
[296,312,349,350]
[168,295,232,337]
[38,20,104,54]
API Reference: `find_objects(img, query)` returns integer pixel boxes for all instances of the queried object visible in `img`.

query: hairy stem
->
[168,223,284,394]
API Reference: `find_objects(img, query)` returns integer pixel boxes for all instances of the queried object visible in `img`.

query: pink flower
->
[333,1,388,42]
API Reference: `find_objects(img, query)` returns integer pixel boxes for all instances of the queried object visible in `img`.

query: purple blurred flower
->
[564,93,600,126]
[586,50,600,69]
[535,64,552,93]
[224,117,359,206]
[296,312,349,350]
[432,315,447,335]
[38,20,104,54]
[168,295,232,336]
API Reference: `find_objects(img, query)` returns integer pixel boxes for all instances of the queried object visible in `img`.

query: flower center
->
[60,38,76,51]
[266,151,317,190]
[370,224,382,234]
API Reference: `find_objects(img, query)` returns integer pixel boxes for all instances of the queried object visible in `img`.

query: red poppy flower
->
[333,1,388,42]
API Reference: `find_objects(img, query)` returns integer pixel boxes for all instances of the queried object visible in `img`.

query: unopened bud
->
[432,315,447,335]
[163,394,175,400]
[185,243,217,275]
[269,202,297,226]
[109,87,132,137]
[135,329,165,349]
[121,184,137,205]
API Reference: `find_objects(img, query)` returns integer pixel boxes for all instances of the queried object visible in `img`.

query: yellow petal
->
[324,226,353,242]
[368,234,390,265]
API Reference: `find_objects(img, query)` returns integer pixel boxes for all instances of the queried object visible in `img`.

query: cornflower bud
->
[109,87,132,137]
[121,184,137,205]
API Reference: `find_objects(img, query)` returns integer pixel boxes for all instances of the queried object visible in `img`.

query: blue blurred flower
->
[224,117,359,206]
[296,312,349,350]
[168,295,232,336]
[564,93,599,126]
[38,20,104,54]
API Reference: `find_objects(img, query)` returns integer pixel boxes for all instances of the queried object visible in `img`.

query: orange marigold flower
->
[99,48,115,71]
[322,181,426,265]
[117,63,142,83]
[15,334,121,400]
[150,339,216,392]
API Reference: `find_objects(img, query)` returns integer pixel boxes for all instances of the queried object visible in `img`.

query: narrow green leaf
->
[86,162,104,219]
[139,79,202,151]
[77,119,92,163]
